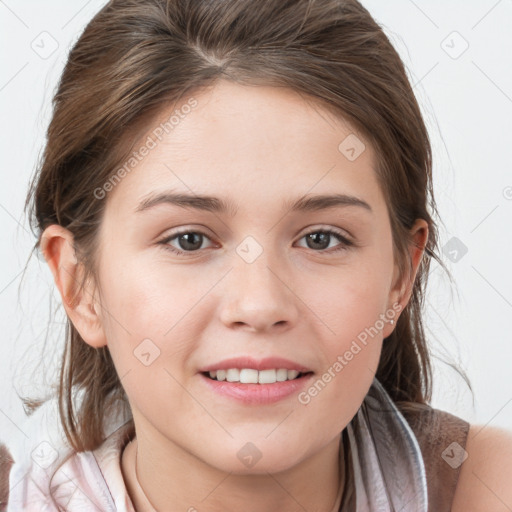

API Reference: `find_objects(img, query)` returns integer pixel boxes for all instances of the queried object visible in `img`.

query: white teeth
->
[240,369,259,384]
[258,369,276,384]
[287,370,299,380]
[276,369,288,381]
[226,368,240,382]
[208,368,304,383]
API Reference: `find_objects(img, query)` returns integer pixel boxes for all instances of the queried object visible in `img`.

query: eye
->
[158,229,215,255]
[157,227,354,256]
[295,228,353,253]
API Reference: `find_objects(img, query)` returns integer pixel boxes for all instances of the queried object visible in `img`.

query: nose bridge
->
[220,234,298,331]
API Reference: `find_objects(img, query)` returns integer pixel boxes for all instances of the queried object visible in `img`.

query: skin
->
[452,424,512,512]
[42,80,431,511]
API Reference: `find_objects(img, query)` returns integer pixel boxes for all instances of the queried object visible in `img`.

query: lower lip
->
[200,373,314,404]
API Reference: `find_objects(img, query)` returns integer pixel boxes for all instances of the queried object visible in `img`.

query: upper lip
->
[199,356,312,373]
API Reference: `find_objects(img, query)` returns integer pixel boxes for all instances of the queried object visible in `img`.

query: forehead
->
[105,80,385,217]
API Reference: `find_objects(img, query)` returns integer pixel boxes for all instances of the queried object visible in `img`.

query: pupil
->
[180,233,202,251]
[307,232,329,250]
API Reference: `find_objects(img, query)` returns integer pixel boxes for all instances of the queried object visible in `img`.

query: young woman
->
[2,0,512,511]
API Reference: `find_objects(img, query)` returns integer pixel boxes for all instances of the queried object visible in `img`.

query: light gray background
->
[1,0,511,448]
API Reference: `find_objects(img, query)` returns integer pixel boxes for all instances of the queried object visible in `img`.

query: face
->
[93,79,405,474]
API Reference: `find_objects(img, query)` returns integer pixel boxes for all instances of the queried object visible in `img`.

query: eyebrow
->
[135,191,373,216]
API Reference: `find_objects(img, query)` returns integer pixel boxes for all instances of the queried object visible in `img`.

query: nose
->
[219,249,300,333]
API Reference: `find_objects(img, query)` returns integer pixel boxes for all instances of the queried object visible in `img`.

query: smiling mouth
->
[202,368,313,384]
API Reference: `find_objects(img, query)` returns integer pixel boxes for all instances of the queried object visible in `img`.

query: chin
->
[199,439,311,476]
[213,457,302,476]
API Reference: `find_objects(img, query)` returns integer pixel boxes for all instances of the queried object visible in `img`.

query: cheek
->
[98,252,177,333]
[297,309,384,438]
[294,257,390,417]
[96,258,198,427]
[94,257,170,381]
[96,253,205,379]
[305,256,392,347]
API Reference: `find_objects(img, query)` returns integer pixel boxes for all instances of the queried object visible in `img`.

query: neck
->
[121,431,345,512]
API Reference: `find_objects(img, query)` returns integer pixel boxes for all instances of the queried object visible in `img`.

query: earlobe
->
[40,225,107,348]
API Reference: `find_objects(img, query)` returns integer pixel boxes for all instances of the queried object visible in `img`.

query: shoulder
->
[452,423,512,512]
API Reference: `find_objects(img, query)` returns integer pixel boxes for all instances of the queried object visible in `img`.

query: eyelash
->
[157,227,354,256]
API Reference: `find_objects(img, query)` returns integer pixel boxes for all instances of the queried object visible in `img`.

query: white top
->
[6,377,428,511]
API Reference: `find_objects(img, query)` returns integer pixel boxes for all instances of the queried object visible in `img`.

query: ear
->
[40,224,107,348]
[382,219,429,339]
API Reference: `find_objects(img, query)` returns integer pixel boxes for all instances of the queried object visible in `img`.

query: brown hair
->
[25,0,470,458]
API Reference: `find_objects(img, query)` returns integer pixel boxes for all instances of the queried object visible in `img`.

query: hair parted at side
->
[24,0,471,454]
